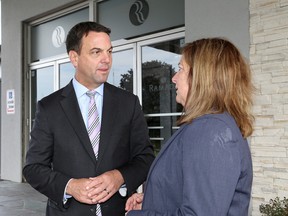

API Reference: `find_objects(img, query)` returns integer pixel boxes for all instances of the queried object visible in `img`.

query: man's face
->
[70,31,113,90]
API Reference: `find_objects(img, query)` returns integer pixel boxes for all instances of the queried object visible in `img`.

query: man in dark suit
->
[23,21,155,216]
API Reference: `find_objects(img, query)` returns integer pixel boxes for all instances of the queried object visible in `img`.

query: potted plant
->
[259,197,288,216]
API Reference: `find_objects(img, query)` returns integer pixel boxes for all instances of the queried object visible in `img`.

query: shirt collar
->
[72,78,104,99]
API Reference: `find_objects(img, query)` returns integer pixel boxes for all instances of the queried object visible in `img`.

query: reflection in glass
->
[59,62,75,88]
[142,38,184,154]
[31,66,54,127]
[147,115,180,154]
[31,67,54,102]
[108,49,133,93]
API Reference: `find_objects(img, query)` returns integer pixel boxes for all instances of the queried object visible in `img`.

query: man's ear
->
[69,50,78,68]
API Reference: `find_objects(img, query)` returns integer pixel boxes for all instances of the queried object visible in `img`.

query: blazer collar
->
[95,83,118,167]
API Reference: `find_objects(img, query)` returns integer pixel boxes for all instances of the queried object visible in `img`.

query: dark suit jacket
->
[23,81,155,216]
[127,113,252,216]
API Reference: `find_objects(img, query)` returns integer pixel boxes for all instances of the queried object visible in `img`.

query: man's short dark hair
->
[65,21,111,54]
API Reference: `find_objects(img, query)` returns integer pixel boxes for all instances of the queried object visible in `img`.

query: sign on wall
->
[6,89,15,114]
[31,7,89,62]
[97,0,184,41]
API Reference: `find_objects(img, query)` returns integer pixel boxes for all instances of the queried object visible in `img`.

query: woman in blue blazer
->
[126,38,255,216]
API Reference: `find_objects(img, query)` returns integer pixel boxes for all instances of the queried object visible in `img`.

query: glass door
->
[138,33,185,154]
[28,29,185,155]
[59,61,75,88]
[29,58,73,130]
[30,63,55,127]
[108,44,135,94]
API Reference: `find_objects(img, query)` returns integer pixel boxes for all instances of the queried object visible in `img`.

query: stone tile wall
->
[250,0,288,215]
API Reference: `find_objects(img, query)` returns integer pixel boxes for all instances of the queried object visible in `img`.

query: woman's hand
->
[125,193,144,212]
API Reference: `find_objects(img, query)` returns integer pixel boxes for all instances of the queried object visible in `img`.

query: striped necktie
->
[86,90,101,159]
[86,90,102,216]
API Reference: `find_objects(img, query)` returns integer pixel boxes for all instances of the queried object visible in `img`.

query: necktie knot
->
[86,90,97,99]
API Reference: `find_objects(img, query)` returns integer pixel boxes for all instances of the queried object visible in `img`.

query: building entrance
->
[28,28,185,154]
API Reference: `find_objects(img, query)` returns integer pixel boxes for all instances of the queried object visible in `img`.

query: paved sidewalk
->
[0,180,47,216]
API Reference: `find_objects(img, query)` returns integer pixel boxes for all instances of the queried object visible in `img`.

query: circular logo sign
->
[129,0,149,26]
[52,26,65,48]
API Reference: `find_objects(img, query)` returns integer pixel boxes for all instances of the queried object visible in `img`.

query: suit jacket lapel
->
[60,81,97,164]
[96,83,117,167]
[145,124,187,184]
